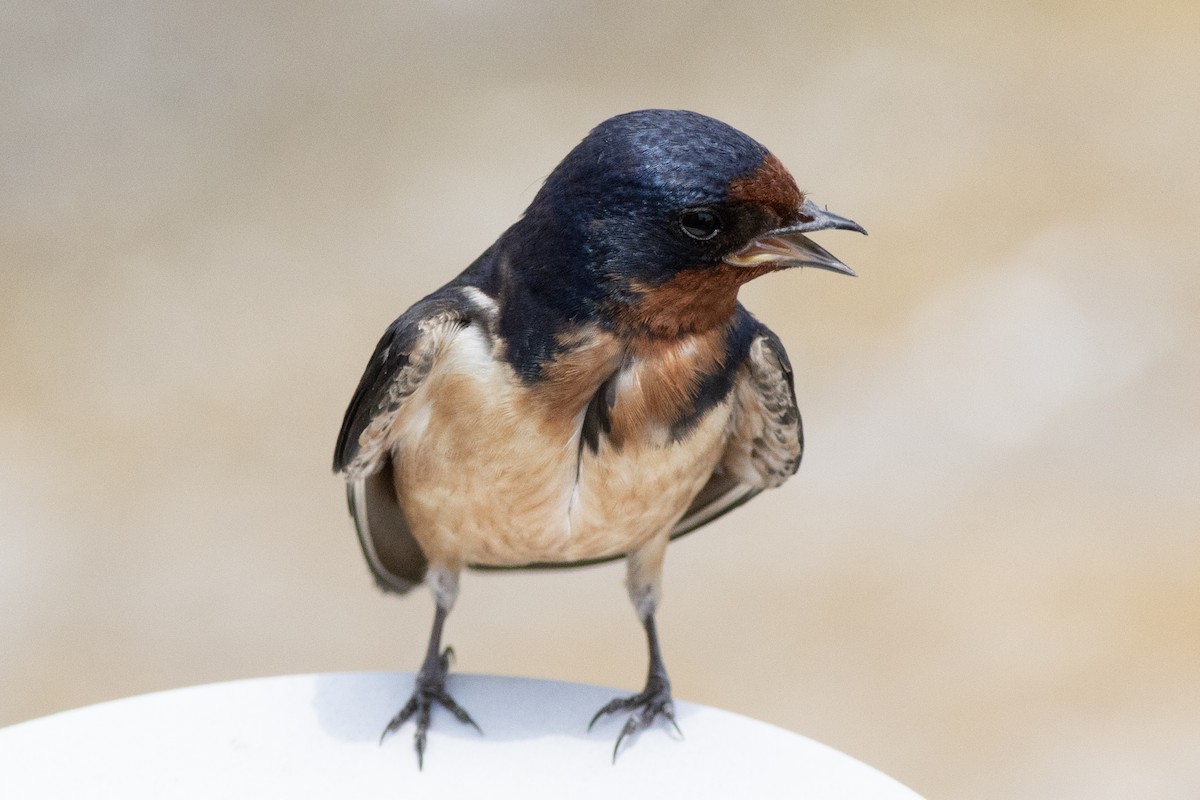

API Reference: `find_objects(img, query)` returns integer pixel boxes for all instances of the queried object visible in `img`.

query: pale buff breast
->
[386,323,733,569]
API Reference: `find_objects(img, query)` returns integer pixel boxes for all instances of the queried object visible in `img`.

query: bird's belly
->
[388,329,731,568]
[557,411,731,563]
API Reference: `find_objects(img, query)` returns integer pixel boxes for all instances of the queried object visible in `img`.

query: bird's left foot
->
[588,672,682,761]
[380,647,481,769]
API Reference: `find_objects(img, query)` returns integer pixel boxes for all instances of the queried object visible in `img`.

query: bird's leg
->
[380,568,480,768]
[589,540,681,761]
[588,613,682,759]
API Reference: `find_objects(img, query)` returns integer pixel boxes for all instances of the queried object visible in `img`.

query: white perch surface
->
[0,672,924,799]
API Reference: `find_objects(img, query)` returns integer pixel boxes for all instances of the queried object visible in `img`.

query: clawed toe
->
[381,648,481,769]
[589,683,682,762]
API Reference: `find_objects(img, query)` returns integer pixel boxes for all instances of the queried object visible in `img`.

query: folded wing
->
[333,290,472,593]
[670,325,803,540]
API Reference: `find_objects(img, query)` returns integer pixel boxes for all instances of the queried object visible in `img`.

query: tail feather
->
[347,461,427,593]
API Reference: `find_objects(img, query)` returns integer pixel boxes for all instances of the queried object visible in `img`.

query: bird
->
[332,109,864,766]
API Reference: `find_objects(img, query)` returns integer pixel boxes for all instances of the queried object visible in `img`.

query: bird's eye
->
[679,208,723,240]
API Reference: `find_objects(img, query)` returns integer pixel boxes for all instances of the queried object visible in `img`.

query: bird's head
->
[513,109,865,336]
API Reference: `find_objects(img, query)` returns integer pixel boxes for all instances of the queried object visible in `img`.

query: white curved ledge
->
[0,673,924,798]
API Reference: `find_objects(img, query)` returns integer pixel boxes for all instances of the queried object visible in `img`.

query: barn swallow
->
[333,109,864,766]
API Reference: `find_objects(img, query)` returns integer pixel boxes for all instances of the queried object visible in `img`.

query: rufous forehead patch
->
[727,153,805,223]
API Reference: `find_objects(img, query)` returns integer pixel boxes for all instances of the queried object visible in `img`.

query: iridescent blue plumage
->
[454,110,795,381]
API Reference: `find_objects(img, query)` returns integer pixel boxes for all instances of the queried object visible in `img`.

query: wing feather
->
[667,325,803,541]
[333,289,473,592]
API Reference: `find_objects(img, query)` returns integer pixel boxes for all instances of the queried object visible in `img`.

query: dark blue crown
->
[534,109,770,214]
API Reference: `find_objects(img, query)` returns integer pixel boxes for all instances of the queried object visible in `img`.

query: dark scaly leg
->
[589,538,681,761]
[380,568,481,768]
[589,612,682,761]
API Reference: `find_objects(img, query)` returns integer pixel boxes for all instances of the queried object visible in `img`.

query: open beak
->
[724,199,867,276]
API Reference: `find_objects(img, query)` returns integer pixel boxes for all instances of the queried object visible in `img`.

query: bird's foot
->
[380,647,481,769]
[588,672,682,762]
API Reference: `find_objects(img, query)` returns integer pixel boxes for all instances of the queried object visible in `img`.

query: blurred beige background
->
[3,2,1198,797]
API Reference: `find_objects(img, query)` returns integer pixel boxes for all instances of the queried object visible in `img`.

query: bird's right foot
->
[380,647,481,768]
[588,670,682,762]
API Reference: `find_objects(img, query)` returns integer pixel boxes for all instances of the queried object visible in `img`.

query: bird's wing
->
[668,325,803,540]
[333,289,473,593]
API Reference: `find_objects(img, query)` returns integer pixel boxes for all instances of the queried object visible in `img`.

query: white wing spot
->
[461,286,497,314]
